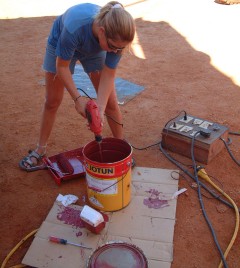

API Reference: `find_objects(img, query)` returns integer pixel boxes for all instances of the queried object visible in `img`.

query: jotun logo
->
[87,164,115,175]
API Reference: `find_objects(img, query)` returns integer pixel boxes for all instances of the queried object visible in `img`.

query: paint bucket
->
[83,138,132,211]
[87,241,148,268]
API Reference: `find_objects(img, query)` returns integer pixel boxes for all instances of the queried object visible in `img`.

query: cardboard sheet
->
[22,167,179,268]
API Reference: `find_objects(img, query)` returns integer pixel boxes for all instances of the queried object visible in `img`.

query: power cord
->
[220,137,240,167]
[175,169,224,200]
[159,142,240,211]
[229,131,240,136]
[160,140,231,267]
[164,110,187,127]
[159,132,240,268]
[191,132,228,268]
[1,229,38,268]
[130,141,161,150]
[198,168,239,268]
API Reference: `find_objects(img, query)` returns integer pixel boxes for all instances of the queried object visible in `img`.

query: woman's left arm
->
[96,65,116,120]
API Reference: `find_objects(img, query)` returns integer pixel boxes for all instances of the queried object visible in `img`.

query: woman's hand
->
[74,97,88,118]
[97,104,105,126]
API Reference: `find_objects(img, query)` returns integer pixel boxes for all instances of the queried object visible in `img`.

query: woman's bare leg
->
[35,72,65,155]
[20,71,65,170]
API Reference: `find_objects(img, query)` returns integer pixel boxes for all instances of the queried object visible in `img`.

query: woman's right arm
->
[56,57,87,117]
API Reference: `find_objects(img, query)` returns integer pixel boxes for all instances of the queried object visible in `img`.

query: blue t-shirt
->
[47,3,121,69]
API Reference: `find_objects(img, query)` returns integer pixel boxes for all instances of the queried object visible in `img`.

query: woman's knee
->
[44,96,62,111]
[44,72,64,111]
[105,99,121,116]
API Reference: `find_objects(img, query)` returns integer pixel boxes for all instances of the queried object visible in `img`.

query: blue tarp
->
[72,64,144,105]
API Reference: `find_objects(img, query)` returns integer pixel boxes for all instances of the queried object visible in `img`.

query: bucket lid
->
[87,241,148,268]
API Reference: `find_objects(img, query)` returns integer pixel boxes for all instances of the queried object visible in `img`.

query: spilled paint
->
[57,205,85,228]
[143,189,169,209]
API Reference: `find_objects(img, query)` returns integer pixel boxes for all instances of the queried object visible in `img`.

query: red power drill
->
[85,100,103,142]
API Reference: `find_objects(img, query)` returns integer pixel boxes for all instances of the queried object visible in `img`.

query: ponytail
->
[95,1,135,43]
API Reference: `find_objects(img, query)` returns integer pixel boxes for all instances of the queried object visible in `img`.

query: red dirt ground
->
[0,10,240,268]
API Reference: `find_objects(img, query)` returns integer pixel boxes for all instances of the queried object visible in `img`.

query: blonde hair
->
[95,1,135,43]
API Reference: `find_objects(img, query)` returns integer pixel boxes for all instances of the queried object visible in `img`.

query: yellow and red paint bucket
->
[83,138,132,211]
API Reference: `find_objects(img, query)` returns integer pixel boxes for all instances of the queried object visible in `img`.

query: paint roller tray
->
[43,147,85,185]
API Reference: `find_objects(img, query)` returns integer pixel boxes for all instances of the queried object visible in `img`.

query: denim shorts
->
[43,43,106,74]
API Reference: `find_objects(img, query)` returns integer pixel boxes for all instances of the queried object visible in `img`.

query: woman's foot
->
[19,144,47,171]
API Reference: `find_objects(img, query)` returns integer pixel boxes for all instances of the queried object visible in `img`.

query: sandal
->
[19,150,46,172]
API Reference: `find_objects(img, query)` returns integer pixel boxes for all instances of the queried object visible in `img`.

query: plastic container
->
[80,205,105,234]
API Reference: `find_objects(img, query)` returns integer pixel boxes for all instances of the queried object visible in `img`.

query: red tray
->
[43,147,86,185]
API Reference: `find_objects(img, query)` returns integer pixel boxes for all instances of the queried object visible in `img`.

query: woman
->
[19,1,135,171]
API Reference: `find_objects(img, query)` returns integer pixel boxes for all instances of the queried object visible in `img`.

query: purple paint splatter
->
[57,206,85,228]
[143,189,169,209]
[56,205,109,234]
[76,231,83,237]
